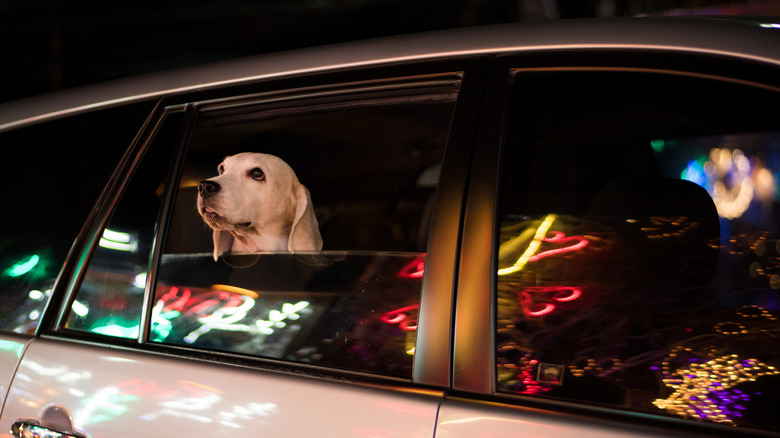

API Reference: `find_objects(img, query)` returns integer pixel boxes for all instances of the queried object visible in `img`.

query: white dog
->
[197,152,322,261]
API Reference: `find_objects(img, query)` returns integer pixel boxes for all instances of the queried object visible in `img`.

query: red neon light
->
[527,303,555,317]
[503,359,550,395]
[157,286,247,318]
[554,288,581,302]
[381,304,419,331]
[528,231,588,262]
[159,287,191,312]
[398,255,426,279]
[189,299,221,315]
[518,287,583,318]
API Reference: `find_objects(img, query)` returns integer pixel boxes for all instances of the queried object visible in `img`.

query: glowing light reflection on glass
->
[98,229,138,252]
[681,147,778,220]
[7,254,40,277]
[498,214,557,276]
[654,354,779,425]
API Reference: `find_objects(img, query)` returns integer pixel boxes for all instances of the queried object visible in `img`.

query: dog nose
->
[198,180,220,198]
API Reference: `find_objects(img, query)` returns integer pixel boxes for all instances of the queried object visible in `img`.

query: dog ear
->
[212,229,234,261]
[289,183,323,251]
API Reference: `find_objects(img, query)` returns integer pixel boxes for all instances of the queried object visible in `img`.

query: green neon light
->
[89,317,139,339]
[7,255,40,277]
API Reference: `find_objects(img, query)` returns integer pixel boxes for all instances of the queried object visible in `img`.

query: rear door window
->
[495,67,780,432]
[63,74,461,379]
[154,78,458,378]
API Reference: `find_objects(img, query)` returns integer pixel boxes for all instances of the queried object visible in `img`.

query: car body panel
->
[0,338,442,437]
[0,334,28,413]
[2,18,780,132]
[435,399,701,438]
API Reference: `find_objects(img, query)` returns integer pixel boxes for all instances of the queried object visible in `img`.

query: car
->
[2,15,780,438]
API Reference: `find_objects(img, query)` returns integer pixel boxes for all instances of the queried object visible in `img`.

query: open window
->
[152,76,460,377]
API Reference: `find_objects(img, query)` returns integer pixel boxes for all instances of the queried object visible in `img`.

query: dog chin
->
[201,212,252,232]
[200,210,228,229]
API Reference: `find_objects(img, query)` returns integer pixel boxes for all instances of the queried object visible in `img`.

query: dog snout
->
[198,180,221,199]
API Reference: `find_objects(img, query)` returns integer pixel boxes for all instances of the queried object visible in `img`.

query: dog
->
[197,152,322,261]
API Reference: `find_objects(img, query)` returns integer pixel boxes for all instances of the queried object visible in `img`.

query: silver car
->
[1,16,780,437]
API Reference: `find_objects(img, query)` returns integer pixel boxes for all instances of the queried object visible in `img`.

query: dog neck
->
[230,230,289,252]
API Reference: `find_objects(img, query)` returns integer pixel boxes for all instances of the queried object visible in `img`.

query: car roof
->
[2,16,780,132]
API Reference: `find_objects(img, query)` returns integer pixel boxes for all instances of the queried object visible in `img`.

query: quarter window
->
[495,68,780,432]
[64,111,184,338]
[0,102,153,334]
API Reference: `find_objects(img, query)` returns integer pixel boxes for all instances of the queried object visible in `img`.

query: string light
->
[655,306,780,424]
[654,354,779,424]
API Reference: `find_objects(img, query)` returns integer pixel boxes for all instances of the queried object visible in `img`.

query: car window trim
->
[140,104,198,343]
[512,65,780,93]
[451,60,508,394]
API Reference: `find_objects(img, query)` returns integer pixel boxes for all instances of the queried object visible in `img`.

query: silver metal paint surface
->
[436,399,691,437]
[1,17,779,132]
[0,334,28,411]
[0,338,441,437]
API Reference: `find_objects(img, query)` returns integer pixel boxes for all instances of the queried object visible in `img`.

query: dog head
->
[197,152,322,260]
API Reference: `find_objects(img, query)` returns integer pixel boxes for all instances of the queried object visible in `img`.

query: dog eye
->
[217,164,225,175]
[249,168,265,181]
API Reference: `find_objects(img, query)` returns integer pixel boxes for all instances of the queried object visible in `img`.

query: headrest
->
[587,178,720,289]
[588,178,719,221]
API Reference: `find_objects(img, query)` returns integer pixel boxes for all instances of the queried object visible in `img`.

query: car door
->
[439,51,780,437]
[0,63,484,437]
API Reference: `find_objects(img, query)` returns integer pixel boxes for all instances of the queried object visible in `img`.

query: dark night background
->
[2,0,780,104]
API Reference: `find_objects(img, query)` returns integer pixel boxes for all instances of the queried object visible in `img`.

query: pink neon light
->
[527,303,555,317]
[398,255,426,279]
[160,287,192,312]
[506,362,550,395]
[157,287,246,318]
[554,288,581,302]
[517,286,583,318]
[381,304,420,331]
[528,231,588,262]
[189,299,220,315]
[383,314,406,324]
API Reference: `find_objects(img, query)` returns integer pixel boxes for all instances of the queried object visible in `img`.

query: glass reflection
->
[496,130,780,430]
[153,251,424,378]
[12,353,280,431]
[1,249,56,334]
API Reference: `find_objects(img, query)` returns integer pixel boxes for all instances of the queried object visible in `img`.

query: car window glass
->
[495,69,780,432]
[64,112,183,338]
[153,79,458,378]
[0,102,153,334]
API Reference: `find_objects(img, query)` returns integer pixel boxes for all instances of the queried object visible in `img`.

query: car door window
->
[64,75,460,379]
[495,68,780,432]
[0,102,154,334]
